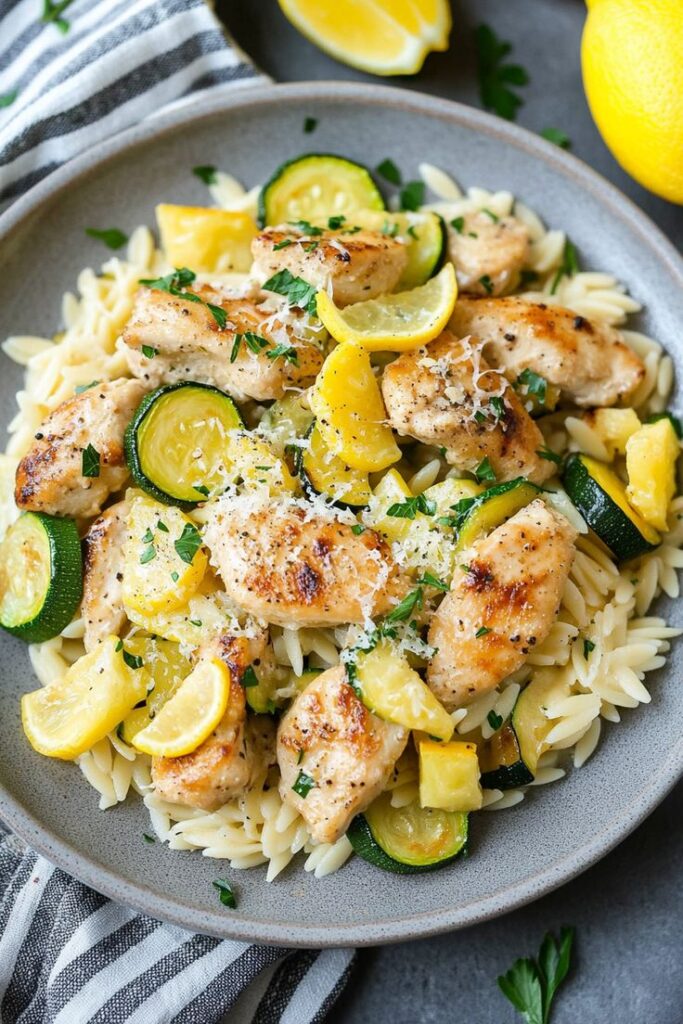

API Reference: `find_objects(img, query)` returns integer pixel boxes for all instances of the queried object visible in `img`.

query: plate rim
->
[0,80,681,948]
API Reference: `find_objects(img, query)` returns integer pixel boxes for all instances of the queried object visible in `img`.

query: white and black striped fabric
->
[0,0,265,203]
[0,3,355,1020]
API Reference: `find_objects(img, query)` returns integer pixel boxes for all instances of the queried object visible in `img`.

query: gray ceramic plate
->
[0,82,681,947]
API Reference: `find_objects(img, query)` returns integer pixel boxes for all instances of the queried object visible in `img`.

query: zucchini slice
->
[454,477,540,551]
[124,382,244,508]
[563,453,659,561]
[259,153,385,227]
[246,666,320,715]
[479,720,534,790]
[0,512,82,644]
[260,392,314,451]
[296,422,372,509]
[347,792,468,874]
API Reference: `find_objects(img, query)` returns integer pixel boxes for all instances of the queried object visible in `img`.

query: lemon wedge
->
[21,636,150,760]
[316,264,457,352]
[131,657,230,758]
[278,0,451,76]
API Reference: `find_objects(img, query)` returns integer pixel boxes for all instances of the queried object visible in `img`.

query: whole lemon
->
[581,0,683,204]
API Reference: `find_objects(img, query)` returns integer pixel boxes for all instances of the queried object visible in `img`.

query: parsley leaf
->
[141,345,158,359]
[481,208,499,222]
[229,334,242,363]
[289,219,323,236]
[42,0,73,33]
[139,267,227,329]
[213,878,237,908]
[537,446,562,464]
[550,239,579,294]
[139,544,156,565]
[263,268,318,316]
[498,927,575,1024]
[517,367,548,406]
[85,227,128,250]
[122,648,144,670]
[292,770,316,798]
[303,116,317,134]
[194,484,210,498]
[475,457,496,483]
[386,494,436,520]
[242,331,269,354]
[241,665,259,688]
[583,638,595,659]
[498,957,544,1024]
[74,380,100,395]
[376,158,402,186]
[479,273,494,294]
[142,833,155,844]
[351,524,365,535]
[0,91,18,108]
[273,238,293,250]
[475,24,529,121]
[450,216,465,233]
[266,342,299,365]
[385,588,424,623]
[541,127,571,150]
[417,572,449,592]
[193,165,217,185]
[81,444,100,478]
[475,625,492,638]
[487,709,504,730]
[490,396,506,421]
[174,522,202,564]
[399,180,425,212]
[327,214,346,230]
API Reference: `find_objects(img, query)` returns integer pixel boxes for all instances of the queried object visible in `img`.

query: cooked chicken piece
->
[447,211,530,296]
[277,665,408,844]
[450,297,645,407]
[381,331,553,485]
[152,631,268,810]
[427,499,576,709]
[82,500,128,652]
[120,286,323,401]
[252,226,408,307]
[15,378,145,519]
[203,494,408,627]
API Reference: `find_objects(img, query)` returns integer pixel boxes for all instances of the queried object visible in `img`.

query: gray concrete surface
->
[218,2,682,1020]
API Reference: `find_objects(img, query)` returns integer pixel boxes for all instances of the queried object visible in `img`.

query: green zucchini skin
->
[479,722,534,790]
[455,477,540,550]
[562,453,658,561]
[0,513,82,644]
[347,811,468,875]
[295,422,370,511]
[258,153,385,228]
[124,381,244,510]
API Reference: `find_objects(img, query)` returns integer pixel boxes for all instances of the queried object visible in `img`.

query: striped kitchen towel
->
[0,3,355,1021]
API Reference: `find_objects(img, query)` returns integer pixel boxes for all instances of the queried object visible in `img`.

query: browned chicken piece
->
[381,331,554,485]
[446,210,530,296]
[152,631,270,810]
[82,500,128,652]
[14,378,145,519]
[449,297,645,407]
[427,499,576,709]
[120,285,324,401]
[277,665,408,844]
[203,494,408,627]
[252,226,408,307]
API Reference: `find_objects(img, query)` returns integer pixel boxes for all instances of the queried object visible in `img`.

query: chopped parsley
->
[140,544,156,565]
[157,520,169,533]
[479,274,494,294]
[516,367,548,406]
[85,227,128,250]
[273,238,293,250]
[266,342,299,365]
[42,0,73,33]
[481,208,499,222]
[385,587,424,623]
[487,709,504,731]
[450,216,465,234]
[550,239,579,294]
[386,494,436,520]
[81,443,100,478]
[292,770,316,798]
[475,625,492,638]
[193,165,217,185]
[376,158,402,186]
[475,457,496,483]
[229,334,242,363]
[583,638,596,659]
[498,926,575,1024]
[74,380,100,394]
[213,878,237,908]
[241,665,259,688]
[541,127,571,149]
[139,267,227,329]
[475,24,529,121]
[399,180,425,212]
[537,446,562,464]
[407,224,419,240]
[417,572,449,592]
[190,619,202,628]
[170,571,180,582]
[351,524,365,535]
[142,833,156,844]
[289,219,323,237]
[303,240,319,253]
[141,345,158,359]
[297,748,305,764]
[122,648,144,670]
[174,522,202,564]
[194,484,210,497]
[327,215,346,230]
[242,331,269,354]
[303,116,318,134]
[381,219,400,238]
[490,396,506,421]
[262,268,318,316]
[0,91,18,108]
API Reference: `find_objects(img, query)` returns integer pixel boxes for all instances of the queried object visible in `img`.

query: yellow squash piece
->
[591,407,641,456]
[119,638,192,745]
[352,639,454,741]
[626,418,680,531]
[156,204,257,274]
[365,468,414,543]
[224,431,298,495]
[316,264,457,352]
[132,657,230,757]
[123,494,207,615]
[21,636,150,760]
[418,739,483,812]
[278,0,451,76]
[310,343,401,471]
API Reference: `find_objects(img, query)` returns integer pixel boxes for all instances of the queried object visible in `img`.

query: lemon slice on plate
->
[316,263,457,352]
[278,0,451,76]
[131,657,230,758]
